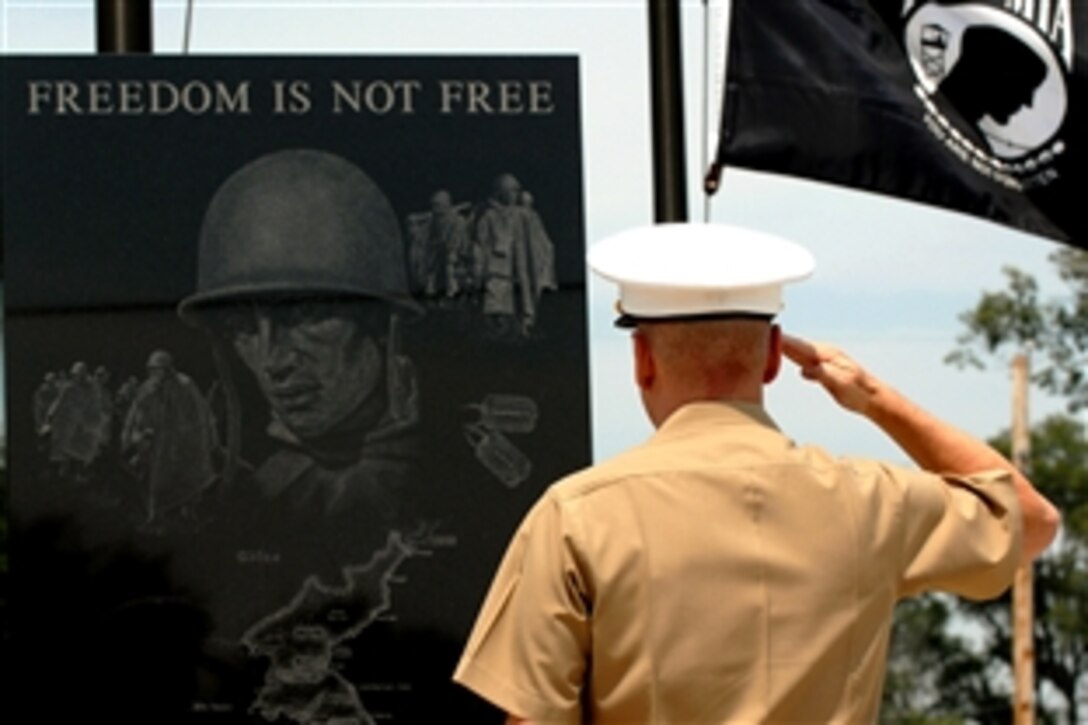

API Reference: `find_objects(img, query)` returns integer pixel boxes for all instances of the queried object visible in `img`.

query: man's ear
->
[633,330,656,391]
[763,324,783,384]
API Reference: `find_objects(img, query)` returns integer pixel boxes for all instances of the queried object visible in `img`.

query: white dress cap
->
[587,222,815,326]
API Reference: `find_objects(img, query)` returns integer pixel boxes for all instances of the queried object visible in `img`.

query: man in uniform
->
[453,223,1061,723]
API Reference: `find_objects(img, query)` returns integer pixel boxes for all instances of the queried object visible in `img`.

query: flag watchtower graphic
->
[717,0,1087,253]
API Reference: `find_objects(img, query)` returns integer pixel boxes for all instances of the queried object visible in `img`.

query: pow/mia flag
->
[716,0,1087,251]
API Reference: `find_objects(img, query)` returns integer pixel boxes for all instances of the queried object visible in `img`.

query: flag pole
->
[648,0,689,222]
[1011,352,1036,725]
[96,0,153,54]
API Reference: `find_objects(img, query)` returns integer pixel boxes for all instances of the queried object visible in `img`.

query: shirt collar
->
[653,400,781,442]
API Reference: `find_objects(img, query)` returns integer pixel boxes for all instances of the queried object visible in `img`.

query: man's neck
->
[650,386,764,429]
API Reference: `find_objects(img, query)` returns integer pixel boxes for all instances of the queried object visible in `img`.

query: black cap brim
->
[614,311,776,329]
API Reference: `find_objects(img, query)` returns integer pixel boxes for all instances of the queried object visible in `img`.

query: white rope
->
[702,0,711,222]
[702,0,730,221]
[183,0,195,54]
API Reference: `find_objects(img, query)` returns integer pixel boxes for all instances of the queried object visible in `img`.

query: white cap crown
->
[587,223,815,325]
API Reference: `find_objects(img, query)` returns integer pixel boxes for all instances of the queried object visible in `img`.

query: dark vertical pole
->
[648,0,688,222]
[96,0,153,54]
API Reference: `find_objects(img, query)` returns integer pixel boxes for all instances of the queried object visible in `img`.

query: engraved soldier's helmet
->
[178,148,418,324]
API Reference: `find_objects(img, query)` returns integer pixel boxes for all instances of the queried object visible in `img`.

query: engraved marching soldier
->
[32,372,60,446]
[120,349,218,528]
[475,173,537,338]
[44,361,102,482]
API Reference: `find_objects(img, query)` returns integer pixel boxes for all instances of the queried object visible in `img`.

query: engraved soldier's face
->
[147,365,167,384]
[430,190,452,214]
[222,300,384,440]
[493,174,521,206]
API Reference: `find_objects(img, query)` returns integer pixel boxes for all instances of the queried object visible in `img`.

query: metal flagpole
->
[648,0,689,223]
[96,0,153,54]
[1011,352,1036,724]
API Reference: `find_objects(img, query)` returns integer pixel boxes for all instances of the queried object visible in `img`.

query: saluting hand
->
[781,334,881,416]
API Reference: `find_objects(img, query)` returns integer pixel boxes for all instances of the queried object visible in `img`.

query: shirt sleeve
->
[895,467,1022,600]
[453,491,591,723]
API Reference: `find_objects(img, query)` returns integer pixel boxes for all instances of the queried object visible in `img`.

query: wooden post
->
[1011,352,1035,725]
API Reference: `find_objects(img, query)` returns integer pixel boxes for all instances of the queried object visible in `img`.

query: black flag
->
[716,0,1087,251]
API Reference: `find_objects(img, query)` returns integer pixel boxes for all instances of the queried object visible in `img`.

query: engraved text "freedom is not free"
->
[25,79,557,116]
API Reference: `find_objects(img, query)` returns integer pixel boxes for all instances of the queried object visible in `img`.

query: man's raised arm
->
[782,334,1061,562]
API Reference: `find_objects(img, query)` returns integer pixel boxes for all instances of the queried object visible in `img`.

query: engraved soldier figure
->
[430,189,474,301]
[178,148,423,528]
[120,350,218,529]
[475,173,536,337]
[45,361,102,482]
[174,149,435,717]
[406,189,474,303]
[519,188,558,301]
[32,372,60,445]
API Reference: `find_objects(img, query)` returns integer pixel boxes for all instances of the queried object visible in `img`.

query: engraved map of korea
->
[242,528,448,724]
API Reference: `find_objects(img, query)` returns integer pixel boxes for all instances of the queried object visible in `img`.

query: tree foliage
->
[887,248,1088,722]
[976,416,1088,724]
[947,248,1088,411]
[882,594,1011,724]
[883,414,1088,724]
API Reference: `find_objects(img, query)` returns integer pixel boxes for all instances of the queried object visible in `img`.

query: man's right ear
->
[633,330,655,391]
[763,324,783,384]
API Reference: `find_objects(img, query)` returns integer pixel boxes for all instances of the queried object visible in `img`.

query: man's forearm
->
[781,333,1061,563]
[866,380,1061,562]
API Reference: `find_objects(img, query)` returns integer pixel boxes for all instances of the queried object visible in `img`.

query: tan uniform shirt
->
[454,402,1021,723]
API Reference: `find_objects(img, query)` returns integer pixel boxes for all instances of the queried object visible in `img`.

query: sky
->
[0,0,1077,465]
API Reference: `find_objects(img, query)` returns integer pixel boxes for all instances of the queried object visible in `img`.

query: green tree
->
[884,248,1088,722]
[882,414,1087,724]
[882,594,1010,724]
[968,416,1088,724]
[947,248,1088,411]
[943,247,1088,722]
